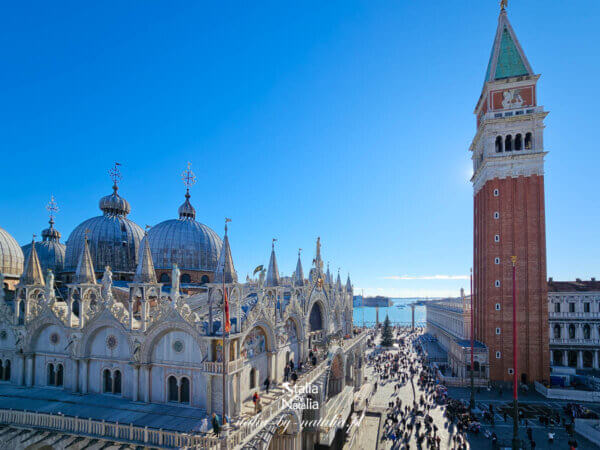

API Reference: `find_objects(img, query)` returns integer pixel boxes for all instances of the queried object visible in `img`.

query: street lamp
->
[470,268,475,411]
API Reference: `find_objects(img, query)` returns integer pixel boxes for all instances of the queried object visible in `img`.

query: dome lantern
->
[64,165,144,275]
[146,163,222,277]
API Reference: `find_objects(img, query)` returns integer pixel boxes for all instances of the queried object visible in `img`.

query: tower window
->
[525,132,532,149]
[495,303,501,311]
[495,136,503,153]
[494,280,501,287]
[496,328,501,335]
[496,351,501,359]
[508,368,514,375]
[495,257,500,265]
[493,189,499,197]
[515,134,522,150]
[493,212,500,219]
[505,135,513,152]
[554,303,560,313]
[494,235,500,242]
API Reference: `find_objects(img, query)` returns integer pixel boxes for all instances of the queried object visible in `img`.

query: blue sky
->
[2,1,598,297]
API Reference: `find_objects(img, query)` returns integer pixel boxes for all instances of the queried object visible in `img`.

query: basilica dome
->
[0,226,24,278]
[146,192,222,274]
[64,185,144,276]
[22,218,66,275]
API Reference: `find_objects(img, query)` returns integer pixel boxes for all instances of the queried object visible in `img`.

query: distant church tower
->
[470,6,549,383]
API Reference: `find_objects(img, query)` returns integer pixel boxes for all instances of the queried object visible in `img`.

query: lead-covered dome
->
[22,218,66,275]
[0,226,24,277]
[64,185,144,274]
[146,191,222,272]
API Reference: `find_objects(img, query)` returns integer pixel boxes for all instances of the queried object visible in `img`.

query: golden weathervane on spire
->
[500,0,508,11]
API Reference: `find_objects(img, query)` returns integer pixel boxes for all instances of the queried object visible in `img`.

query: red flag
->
[224,287,231,333]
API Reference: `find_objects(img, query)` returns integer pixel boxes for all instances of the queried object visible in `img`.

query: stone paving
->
[364,341,459,450]
[361,332,600,449]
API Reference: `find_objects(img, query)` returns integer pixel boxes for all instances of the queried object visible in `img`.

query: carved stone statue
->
[132,339,142,363]
[171,263,181,300]
[44,269,55,303]
[101,266,113,301]
[258,268,266,289]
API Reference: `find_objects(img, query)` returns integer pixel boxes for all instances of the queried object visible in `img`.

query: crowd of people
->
[365,326,471,450]
[363,324,591,450]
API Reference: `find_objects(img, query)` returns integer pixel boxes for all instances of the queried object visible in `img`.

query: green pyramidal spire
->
[484,9,533,83]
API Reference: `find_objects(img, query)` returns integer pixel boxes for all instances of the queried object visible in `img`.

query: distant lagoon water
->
[352,298,426,326]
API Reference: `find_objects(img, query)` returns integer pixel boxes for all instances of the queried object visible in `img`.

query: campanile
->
[470,6,549,383]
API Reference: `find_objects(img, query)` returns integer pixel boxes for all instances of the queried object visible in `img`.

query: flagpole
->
[511,256,519,450]
[470,268,475,411]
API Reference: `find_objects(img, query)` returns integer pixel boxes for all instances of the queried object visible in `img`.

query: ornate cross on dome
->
[109,162,122,190]
[225,217,231,234]
[181,162,197,193]
[46,195,59,222]
[272,238,277,249]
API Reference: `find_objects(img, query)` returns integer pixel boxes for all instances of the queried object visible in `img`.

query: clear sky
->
[2,1,599,298]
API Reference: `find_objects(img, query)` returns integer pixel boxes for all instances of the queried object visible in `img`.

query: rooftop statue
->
[171,263,181,300]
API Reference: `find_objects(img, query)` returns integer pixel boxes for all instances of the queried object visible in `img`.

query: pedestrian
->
[212,412,220,437]
[264,376,270,393]
[253,391,260,413]
[284,364,290,382]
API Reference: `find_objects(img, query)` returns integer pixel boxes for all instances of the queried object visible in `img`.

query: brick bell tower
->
[470,6,549,384]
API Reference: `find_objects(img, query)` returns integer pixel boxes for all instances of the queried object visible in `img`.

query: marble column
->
[20,354,26,386]
[144,365,151,403]
[26,355,34,387]
[268,351,277,382]
[73,359,80,393]
[132,365,140,401]
[594,350,599,370]
[82,359,89,394]
[235,373,241,416]
[206,375,213,414]
[577,350,583,369]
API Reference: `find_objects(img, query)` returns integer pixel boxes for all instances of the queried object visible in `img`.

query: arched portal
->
[309,303,323,331]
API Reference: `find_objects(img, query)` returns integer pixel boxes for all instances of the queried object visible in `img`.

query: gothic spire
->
[134,233,157,284]
[346,274,353,292]
[336,270,342,291]
[294,249,304,286]
[483,7,534,83]
[326,263,332,285]
[21,237,45,286]
[266,239,280,287]
[214,219,237,284]
[75,234,97,284]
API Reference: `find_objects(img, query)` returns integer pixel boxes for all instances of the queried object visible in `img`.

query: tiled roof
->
[548,279,600,292]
